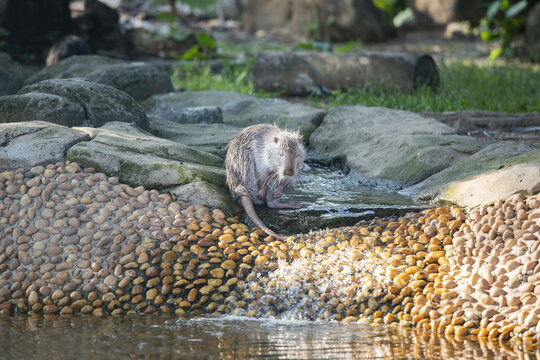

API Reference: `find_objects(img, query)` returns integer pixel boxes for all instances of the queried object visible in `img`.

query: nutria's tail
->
[240,196,286,240]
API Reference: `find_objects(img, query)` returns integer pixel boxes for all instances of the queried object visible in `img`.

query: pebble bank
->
[0,162,539,350]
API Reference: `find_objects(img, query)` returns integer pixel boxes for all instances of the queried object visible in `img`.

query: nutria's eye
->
[273,137,279,143]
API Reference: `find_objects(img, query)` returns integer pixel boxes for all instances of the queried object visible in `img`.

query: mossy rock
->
[25,55,174,101]
[403,142,540,206]
[76,121,224,168]
[309,106,485,190]
[66,141,225,189]
[147,115,242,158]
[0,78,148,128]
[0,121,90,169]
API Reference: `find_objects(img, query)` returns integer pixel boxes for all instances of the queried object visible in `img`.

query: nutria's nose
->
[284,169,294,176]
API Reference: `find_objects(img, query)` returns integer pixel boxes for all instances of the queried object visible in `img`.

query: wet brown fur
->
[225,124,305,239]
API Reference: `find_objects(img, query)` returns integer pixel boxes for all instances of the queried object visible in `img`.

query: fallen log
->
[253,51,440,96]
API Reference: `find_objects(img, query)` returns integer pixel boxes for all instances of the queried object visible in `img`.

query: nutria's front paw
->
[273,189,283,198]
[257,189,266,201]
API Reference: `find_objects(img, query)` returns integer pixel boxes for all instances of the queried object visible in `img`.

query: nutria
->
[225,124,305,239]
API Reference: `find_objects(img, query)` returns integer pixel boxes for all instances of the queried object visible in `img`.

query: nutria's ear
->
[273,137,279,143]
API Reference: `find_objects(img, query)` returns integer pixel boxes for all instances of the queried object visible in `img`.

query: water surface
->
[0,315,535,359]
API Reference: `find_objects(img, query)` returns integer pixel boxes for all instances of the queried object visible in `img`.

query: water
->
[256,163,426,234]
[0,314,536,359]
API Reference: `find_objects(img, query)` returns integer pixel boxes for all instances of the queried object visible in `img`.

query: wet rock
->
[0,53,25,96]
[167,181,239,215]
[67,141,225,189]
[253,51,440,96]
[147,116,241,157]
[26,55,174,101]
[0,78,148,129]
[147,106,223,125]
[403,142,540,206]
[143,91,325,139]
[0,121,90,170]
[76,122,223,167]
[309,106,484,189]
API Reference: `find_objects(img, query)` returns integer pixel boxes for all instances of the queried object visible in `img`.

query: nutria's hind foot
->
[267,200,305,209]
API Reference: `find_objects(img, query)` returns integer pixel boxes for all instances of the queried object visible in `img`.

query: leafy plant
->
[296,41,333,52]
[373,0,408,26]
[479,0,528,59]
[180,32,217,60]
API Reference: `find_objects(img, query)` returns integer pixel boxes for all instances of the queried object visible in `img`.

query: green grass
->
[170,58,540,113]
[171,59,254,94]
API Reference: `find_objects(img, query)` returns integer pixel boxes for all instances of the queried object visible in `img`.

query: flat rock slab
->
[0,121,90,170]
[309,106,485,189]
[0,53,25,96]
[66,121,225,189]
[402,142,540,207]
[76,122,223,167]
[0,78,148,128]
[25,55,174,101]
[143,90,326,138]
[147,115,241,157]
[67,141,225,189]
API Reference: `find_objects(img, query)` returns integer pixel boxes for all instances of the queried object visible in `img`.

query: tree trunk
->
[1,0,71,63]
[253,51,440,96]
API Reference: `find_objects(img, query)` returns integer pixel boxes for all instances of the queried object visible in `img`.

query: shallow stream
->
[255,163,426,235]
[1,315,535,359]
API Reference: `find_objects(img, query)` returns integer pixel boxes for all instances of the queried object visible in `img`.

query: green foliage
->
[296,41,360,53]
[170,58,254,93]
[179,0,215,11]
[317,61,540,113]
[180,32,217,60]
[296,41,333,52]
[393,8,416,28]
[373,0,408,26]
[335,41,361,54]
[479,0,528,59]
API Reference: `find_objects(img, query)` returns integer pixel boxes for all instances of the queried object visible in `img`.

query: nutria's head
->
[270,130,305,181]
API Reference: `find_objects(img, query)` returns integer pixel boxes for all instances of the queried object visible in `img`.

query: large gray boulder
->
[309,106,485,189]
[0,53,25,95]
[0,121,90,170]
[147,115,241,157]
[25,55,174,101]
[402,142,540,207]
[143,90,326,139]
[0,78,148,129]
[66,122,225,189]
